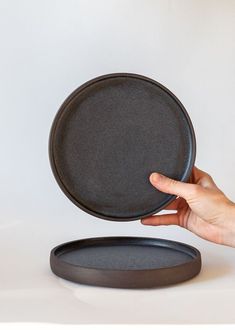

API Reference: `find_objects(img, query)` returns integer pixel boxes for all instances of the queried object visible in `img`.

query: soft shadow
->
[0,248,233,324]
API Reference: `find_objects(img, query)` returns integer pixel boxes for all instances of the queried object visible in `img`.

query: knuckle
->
[206,173,213,181]
[168,178,178,187]
[204,173,214,183]
[199,174,215,188]
[162,178,178,192]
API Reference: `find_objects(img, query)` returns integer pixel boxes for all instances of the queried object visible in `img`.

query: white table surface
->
[1,211,235,325]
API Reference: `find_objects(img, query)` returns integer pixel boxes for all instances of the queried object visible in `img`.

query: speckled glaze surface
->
[49,73,196,221]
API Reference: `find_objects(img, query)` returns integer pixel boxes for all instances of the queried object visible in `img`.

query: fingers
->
[149,172,199,200]
[164,197,185,210]
[141,214,181,226]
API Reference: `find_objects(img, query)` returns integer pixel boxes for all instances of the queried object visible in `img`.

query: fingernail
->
[150,172,164,183]
[150,173,159,183]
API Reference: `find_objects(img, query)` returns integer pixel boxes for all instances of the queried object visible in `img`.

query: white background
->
[1,0,235,325]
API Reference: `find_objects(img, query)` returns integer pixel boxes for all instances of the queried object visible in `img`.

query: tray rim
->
[50,236,201,272]
[49,72,196,221]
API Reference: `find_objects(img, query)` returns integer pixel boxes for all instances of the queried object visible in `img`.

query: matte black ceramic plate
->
[49,73,196,221]
[50,236,201,288]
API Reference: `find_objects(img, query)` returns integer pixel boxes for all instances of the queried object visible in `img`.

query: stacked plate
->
[49,73,201,288]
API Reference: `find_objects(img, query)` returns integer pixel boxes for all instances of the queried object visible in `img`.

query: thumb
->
[150,172,199,200]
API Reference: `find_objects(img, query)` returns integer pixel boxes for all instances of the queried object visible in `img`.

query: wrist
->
[222,203,235,247]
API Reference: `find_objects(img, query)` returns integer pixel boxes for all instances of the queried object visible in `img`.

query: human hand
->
[141,167,235,247]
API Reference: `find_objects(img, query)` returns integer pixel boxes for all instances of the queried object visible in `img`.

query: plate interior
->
[58,243,194,271]
[51,74,195,220]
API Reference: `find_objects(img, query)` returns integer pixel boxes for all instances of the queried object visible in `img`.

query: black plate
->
[50,236,201,288]
[49,73,196,221]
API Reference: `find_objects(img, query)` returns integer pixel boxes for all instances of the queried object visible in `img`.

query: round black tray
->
[50,236,201,289]
[49,73,196,221]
